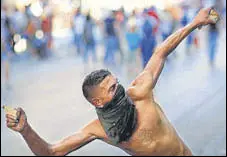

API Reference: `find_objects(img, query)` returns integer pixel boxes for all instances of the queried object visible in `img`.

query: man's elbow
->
[48,145,66,156]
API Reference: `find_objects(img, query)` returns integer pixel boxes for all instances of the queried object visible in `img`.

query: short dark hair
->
[82,69,111,100]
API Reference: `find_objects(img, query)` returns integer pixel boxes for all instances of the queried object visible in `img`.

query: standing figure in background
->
[126,11,141,76]
[160,9,174,42]
[208,23,219,66]
[140,9,157,68]
[207,0,222,66]
[1,38,12,88]
[32,17,48,60]
[115,7,127,64]
[160,9,177,60]
[41,11,53,58]
[1,6,14,87]
[72,8,85,56]
[83,12,96,64]
[103,11,119,66]
[181,5,198,53]
[10,7,28,36]
[25,16,39,59]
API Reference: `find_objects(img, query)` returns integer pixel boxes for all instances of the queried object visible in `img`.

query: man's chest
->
[118,104,165,145]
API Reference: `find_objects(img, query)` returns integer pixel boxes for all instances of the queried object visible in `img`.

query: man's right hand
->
[6,108,28,133]
[5,107,102,156]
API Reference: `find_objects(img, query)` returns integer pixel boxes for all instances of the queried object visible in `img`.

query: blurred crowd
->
[1,0,226,85]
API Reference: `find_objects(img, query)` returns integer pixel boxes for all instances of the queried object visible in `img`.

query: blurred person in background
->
[160,9,175,42]
[103,10,119,66]
[140,8,158,68]
[72,8,86,56]
[24,15,39,59]
[1,5,14,88]
[93,19,104,46]
[10,7,28,37]
[1,38,13,88]
[31,16,48,60]
[24,4,48,60]
[23,5,37,59]
[9,6,30,58]
[115,7,127,64]
[222,7,226,30]
[159,9,177,60]
[181,4,199,54]
[147,6,160,36]
[207,0,223,66]
[83,12,97,64]
[41,10,53,58]
[125,10,141,75]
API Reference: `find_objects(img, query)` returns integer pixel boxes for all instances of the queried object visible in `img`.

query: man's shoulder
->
[127,70,154,101]
[129,71,153,87]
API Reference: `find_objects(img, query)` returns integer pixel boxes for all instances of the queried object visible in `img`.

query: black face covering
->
[95,84,137,145]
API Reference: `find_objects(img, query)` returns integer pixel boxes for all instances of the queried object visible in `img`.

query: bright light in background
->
[51,0,61,5]
[90,9,102,20]
[14,38,27,54]
[20,0,32,6]
[82,0,122,19]
[71,0,81,8]
[35,30,44,39]
[15,0,29,10]
[155,0,166,10]
[51,0,185,37]
[58,0,72,13]
[81,0,181,18]
[30,1,43,17]
[82,0,122,10]
[13,34,21,43]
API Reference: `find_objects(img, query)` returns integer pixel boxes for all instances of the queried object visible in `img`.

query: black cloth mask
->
[95,84,137,145]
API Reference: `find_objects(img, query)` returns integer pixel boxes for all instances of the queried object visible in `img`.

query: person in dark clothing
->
[141,17,157,68]
[103,11,120,66]
[83,13,96,63]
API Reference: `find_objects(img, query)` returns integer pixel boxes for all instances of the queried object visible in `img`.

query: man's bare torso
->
[95,72,193,156]
[97,98,192,156]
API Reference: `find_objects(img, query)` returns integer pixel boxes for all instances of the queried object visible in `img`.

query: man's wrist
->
[191,20,201,29]
[20,123,30,136]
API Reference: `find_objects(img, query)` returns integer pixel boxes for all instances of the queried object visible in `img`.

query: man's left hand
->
[193,7,220,29]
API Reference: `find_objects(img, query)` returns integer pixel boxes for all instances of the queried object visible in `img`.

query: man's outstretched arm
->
[144,8,218,89]
[5,108,100,156]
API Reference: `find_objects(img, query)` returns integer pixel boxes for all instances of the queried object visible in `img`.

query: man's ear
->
[91,98,102,107]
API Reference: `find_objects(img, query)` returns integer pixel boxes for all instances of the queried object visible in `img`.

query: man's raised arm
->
[143,8,219,88]
[5,108,100,156]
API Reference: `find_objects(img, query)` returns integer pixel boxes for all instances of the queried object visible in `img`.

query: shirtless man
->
[5,8,219,156]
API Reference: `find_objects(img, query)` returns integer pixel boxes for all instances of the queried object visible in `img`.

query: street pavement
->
[1,28,226,156]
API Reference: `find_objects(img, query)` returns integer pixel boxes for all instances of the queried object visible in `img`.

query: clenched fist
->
[193,7,220,29]
[5,107,28,133]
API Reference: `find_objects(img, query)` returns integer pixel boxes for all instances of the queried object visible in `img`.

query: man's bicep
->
[50,131,96,155]
[143,52,165,89]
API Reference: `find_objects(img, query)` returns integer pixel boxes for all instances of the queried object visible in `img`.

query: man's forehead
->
[99,75,116,88]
